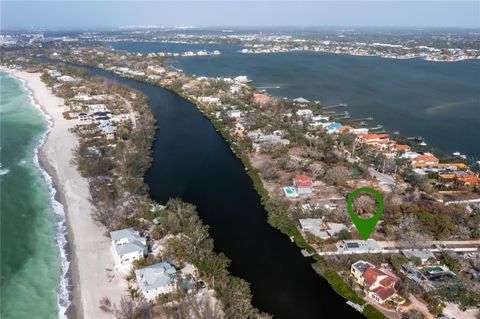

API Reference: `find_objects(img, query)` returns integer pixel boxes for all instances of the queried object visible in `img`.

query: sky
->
[1,1,479,30]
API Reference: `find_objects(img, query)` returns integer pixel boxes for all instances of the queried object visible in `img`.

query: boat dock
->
[301,249,313,257]
[346,301,366,313]
[323,103,347,110]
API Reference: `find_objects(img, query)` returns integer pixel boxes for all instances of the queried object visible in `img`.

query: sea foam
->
[13,73,71,319]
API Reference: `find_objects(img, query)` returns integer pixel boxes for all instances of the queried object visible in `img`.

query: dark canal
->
[72,65,364,319]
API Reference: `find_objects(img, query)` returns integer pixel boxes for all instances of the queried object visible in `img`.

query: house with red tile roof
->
[394,144,411,152]
[356,134,389,144]
[293,175,313,196]
[253,93,271,104]
[411,153,439,165]
[351,260,399,304]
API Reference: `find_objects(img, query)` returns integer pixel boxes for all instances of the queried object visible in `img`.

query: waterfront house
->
[326,122,343,134]
[394,144,411,152]
[148,65,166,74]
[296,109,313,117]
[48,70,62,78]
[351,260,375,283]
[356,133,389,145]
[135,262,177,300]
[198,96,221,105]
[452,171,480,186]
[58,75,76,82]
[410,153,439,165]
[299,218,348,239]
[293,175,313,196]
[351,260,399,304]
[412,162,466,172]
[253,93,270,104]
[351,128,369,135]
[293,97,310,104]
[227,109,242,118]
[110,228,147,266]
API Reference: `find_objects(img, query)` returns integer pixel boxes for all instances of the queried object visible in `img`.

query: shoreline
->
[3,67,127,319]
[2,68,72,319]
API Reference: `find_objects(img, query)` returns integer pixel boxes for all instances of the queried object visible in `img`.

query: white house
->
[296,109,313,117]
[135,262,177,300]
[58,75,76,82]
[227,109,242,118]
[110,228,147,266]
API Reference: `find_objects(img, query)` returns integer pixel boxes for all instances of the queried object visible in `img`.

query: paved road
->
[368,167,396,188]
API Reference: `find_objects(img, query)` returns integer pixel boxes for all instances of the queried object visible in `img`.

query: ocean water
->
[0,72,69,319]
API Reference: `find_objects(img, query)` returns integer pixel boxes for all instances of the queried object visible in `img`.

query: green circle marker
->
[347,187,384,240]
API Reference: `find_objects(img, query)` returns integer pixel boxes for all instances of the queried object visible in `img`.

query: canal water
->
[65,64,364,318]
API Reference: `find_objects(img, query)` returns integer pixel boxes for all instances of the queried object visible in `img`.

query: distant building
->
[110,228,147,266]
[253,93,270,104]
[296,109,313,117]
[326,122,343,134]
[410,153,439,165]
[135,262,177,300]
[293,97,310,104]
[198,96,221,105]
[58,75,76,82]
[227,109,242,118]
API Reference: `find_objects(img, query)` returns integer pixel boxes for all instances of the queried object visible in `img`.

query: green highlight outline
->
[346,187,384,240]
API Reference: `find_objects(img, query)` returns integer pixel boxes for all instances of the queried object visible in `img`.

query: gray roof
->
[299,219,347,239]
[340,239,381,252]
[402,250,435,261]
[115,241,145,255]
[135,262,177,292]
[111,227,146,256]
[110,227,141,241]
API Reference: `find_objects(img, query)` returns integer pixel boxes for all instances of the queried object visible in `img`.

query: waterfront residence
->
[253,92,270,104]
[227,109,242,118]
[299,218,348,239]
[337,239,382,254]
[293,175,313,196]
[326,122,343,134]
[412,162,466,172]
[110,227,147,266]
[293,97,310,104]
[439,171,480,186]
[351,260,399,304]
[410,153,439,165]
[198,96,221,105]
[135,262,177,300]
[296,109,313,117]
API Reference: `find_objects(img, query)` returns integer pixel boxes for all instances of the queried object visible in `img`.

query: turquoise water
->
[0,72,68,319]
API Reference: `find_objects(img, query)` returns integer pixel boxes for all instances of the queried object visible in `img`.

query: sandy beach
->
[6,68,127,319]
